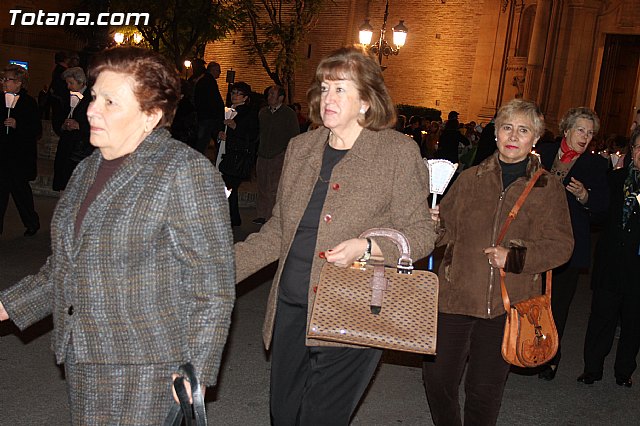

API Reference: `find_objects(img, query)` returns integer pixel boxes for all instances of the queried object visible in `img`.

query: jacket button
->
[68,306,74,315]
[318,251,326,259]
[331,183,340,190]
[323,214,332,223]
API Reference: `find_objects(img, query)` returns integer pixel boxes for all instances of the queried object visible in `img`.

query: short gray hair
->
[495,99,545,139]
[559,107,600,135]
[61,67,86,86]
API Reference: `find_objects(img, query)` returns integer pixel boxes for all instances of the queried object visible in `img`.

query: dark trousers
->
[195,118,217,154]
[548,265,580,366]
[256,152,285,220]
[422,313,510,426]
[222,174,242,226]
[583,287,640,380]
[0,175,39,233]
[270,299,382,426]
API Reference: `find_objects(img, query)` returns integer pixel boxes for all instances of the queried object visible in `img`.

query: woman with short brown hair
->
[0,47,235,424]
[235,46,436,424]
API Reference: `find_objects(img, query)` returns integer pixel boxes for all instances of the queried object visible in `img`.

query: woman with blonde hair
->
[423,98,574,425]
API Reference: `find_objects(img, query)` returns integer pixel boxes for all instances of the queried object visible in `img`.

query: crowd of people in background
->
[0,44,639,426]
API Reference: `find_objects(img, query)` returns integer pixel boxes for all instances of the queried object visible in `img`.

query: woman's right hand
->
[3,117,16,128]
[429,205,440,223]
[0,301,9,321]
[217,131,226,141]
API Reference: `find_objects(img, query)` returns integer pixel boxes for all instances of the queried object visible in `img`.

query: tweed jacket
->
[437,153,574,319]
[0,129,235,386]
[537,140,609,268]
[235,126,437,349]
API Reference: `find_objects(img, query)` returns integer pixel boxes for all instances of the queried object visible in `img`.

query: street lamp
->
[358,0,408,66]
[113,31,143,45]
[183,60,192,79]
[113,32,125,45]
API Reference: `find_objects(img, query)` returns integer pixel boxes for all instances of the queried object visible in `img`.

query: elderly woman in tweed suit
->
[0,47,235,425]
[236,46,437,425]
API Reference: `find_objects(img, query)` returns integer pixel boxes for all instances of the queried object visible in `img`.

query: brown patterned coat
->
[235,126,438,349]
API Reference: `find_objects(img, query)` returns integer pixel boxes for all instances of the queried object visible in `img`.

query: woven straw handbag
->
[307,228,439,355]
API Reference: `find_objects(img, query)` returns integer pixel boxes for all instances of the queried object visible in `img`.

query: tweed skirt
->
[65,348,180,426]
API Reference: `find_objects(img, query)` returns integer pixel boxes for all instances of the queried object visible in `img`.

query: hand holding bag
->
[496,169,559,368]
[218,148,253,179]
[307,228,439,355]
[163,363,207,426]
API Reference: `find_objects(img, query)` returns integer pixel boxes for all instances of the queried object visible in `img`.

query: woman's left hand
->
[325,238,370,268]
[3,117,16,128]
[566,177,588,204]
[483,246,509,269]
[171,373,206,404]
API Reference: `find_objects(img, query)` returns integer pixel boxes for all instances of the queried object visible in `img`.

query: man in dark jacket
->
[194,61,225,154]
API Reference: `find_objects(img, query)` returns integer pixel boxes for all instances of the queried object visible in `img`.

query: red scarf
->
[559,137,580,163]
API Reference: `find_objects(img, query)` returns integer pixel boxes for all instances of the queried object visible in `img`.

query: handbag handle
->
[494,169,550,312]
[163,363,207,426]
[359,228,414,274]
[357,228,415,315]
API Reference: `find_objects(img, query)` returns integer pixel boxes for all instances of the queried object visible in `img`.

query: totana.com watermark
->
[9,9,149,26]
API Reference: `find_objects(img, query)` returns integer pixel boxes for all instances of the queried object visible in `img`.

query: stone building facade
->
[205,0,640,137]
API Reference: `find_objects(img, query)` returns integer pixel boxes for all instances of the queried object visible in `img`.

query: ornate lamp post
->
[358,0,408,66]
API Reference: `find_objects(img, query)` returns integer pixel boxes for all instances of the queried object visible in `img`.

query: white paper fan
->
[426,159,458,195]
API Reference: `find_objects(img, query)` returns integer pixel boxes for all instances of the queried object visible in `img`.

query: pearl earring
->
[360,107,366,114]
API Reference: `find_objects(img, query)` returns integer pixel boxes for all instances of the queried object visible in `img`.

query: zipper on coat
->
[487,188,507,316]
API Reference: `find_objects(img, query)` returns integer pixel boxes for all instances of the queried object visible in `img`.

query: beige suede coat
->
[235,126,437,349]
[437,152,574,318]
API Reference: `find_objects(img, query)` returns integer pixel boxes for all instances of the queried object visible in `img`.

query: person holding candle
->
[0,64,41,236]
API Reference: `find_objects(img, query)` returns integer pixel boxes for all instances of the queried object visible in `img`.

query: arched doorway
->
[594,34,640,138]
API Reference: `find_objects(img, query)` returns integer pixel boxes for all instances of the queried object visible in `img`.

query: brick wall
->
[203,0,486,124]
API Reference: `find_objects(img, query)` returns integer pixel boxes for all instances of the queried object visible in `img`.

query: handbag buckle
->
[396,257,414,274]
[351,260,368,270]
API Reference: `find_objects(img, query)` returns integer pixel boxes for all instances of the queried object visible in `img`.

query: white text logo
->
[9,10,150,26]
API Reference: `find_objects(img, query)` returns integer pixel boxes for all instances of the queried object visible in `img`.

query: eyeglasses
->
[0,77,18,82]
[573,127,595,138]
[632,144,640,151]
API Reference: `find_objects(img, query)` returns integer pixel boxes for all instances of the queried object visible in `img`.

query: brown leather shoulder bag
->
[496,169,559,368]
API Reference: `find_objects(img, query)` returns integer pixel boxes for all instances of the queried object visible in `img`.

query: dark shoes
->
[616,377,633,388]
[538,365,558,381]
[24,226,40,237]
[252,217,266,225]
[577,372,602,385]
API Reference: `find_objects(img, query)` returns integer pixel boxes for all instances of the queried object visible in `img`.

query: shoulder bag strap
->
[497,169,544,312]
